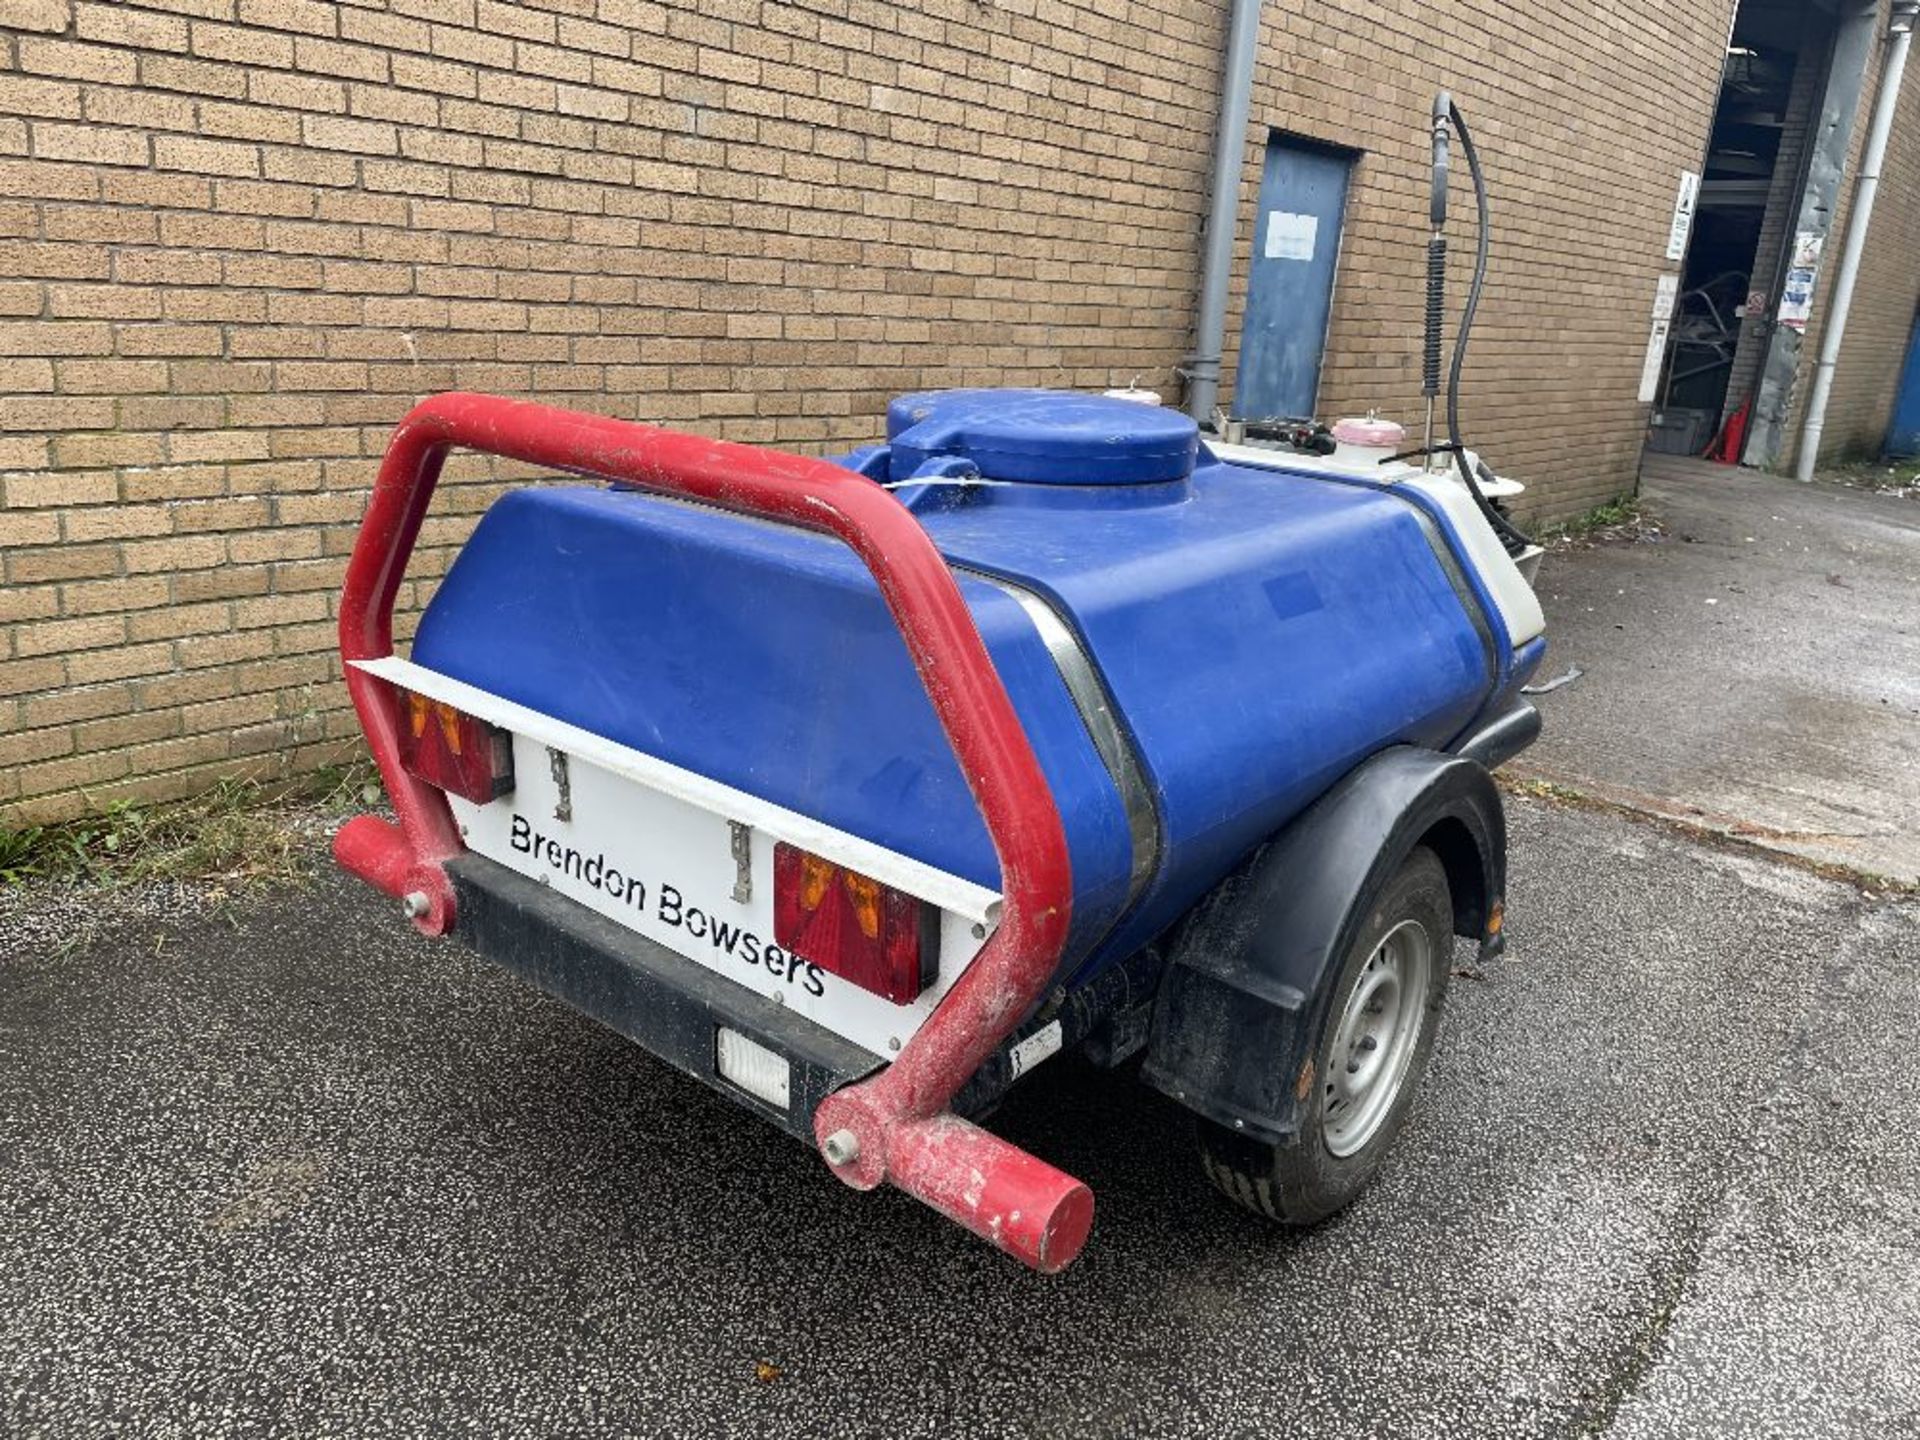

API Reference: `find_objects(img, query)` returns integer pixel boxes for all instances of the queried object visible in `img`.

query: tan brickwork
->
[1757,4,1920,473]
[1804,22,1920,464]
[1,0,1224,819]
[1219,1,1738,517]
[0,0,1888,823]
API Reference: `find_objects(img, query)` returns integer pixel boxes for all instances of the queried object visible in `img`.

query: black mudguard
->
[1140,746,1506,1144]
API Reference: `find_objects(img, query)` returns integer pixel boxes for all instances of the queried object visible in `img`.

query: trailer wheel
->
[1195,845,1452,1225]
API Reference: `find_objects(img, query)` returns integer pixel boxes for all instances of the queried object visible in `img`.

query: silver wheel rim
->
[1322,918,1433,1159]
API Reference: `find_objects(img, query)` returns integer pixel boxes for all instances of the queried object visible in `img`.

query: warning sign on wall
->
[1665,172,1700,261]
[1777,232,1824,333]
[1638,273,1680,404]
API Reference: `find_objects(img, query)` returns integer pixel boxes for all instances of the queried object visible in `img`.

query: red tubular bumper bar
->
[335,394,1086,1272]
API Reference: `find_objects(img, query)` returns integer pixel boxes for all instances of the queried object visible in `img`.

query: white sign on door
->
[1264,210,1319,262]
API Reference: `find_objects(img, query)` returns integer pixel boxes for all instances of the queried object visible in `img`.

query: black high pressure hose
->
[1429,94,1536,554]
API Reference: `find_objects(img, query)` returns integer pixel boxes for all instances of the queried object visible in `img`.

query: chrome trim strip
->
[963,569,1162,908]
[1402,502,1499,689]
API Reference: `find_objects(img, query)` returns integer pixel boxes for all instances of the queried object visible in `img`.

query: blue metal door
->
[1236,135,1354,420]
[1887,310,1920,457]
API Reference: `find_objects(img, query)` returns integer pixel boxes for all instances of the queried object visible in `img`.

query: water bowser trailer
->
[333,97,1547,1273]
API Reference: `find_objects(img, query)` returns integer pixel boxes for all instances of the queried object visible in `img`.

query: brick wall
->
[1809,22,1920,463]
[1769,2,1920,473]
[1,0,1229,821]
[1218,0,1738,518]
[0,0,1747,821]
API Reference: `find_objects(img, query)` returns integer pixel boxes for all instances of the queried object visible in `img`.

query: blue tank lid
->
[885,389,1199,486]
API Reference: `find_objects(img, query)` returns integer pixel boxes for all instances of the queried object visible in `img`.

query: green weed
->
[1537,494,1645,544]
[0,760,382,891]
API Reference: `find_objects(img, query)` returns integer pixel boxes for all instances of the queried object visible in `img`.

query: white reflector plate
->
[715,1028,791,1110]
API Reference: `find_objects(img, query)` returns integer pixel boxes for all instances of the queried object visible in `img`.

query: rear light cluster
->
[773,842,938,1004]
[397,690,514,805]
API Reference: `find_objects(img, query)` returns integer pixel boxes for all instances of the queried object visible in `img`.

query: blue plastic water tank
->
[413,388,1527,986]
[886,389,1200,486]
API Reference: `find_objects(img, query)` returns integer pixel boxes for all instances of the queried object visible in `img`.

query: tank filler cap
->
[1331,414,1408,450]
[886,389,1199,487]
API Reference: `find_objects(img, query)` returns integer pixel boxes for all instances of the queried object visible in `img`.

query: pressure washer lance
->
[1422,90,1537,555]
[1425,93,1450,467]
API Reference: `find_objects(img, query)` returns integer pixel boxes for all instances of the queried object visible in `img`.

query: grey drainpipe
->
[1185,0,1266,424]
[1795,0,1919,480]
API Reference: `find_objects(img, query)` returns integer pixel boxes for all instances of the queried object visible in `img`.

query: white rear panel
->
[353,656,999,1059]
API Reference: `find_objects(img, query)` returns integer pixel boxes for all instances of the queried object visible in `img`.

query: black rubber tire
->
[1196,845,1453,1225]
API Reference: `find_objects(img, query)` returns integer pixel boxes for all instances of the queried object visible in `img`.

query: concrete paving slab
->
[1518,453,1920,884]
[2,803,1916,1438]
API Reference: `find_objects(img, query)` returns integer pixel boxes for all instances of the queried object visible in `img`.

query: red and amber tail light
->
[772,842,939,1004]
[397,689,513,805]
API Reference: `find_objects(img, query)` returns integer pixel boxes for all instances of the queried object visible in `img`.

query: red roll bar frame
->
[334,394,1089,1272]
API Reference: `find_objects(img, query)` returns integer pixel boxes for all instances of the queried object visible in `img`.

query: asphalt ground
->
[4,796,1916,1439]
[1522,455,1920,884]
